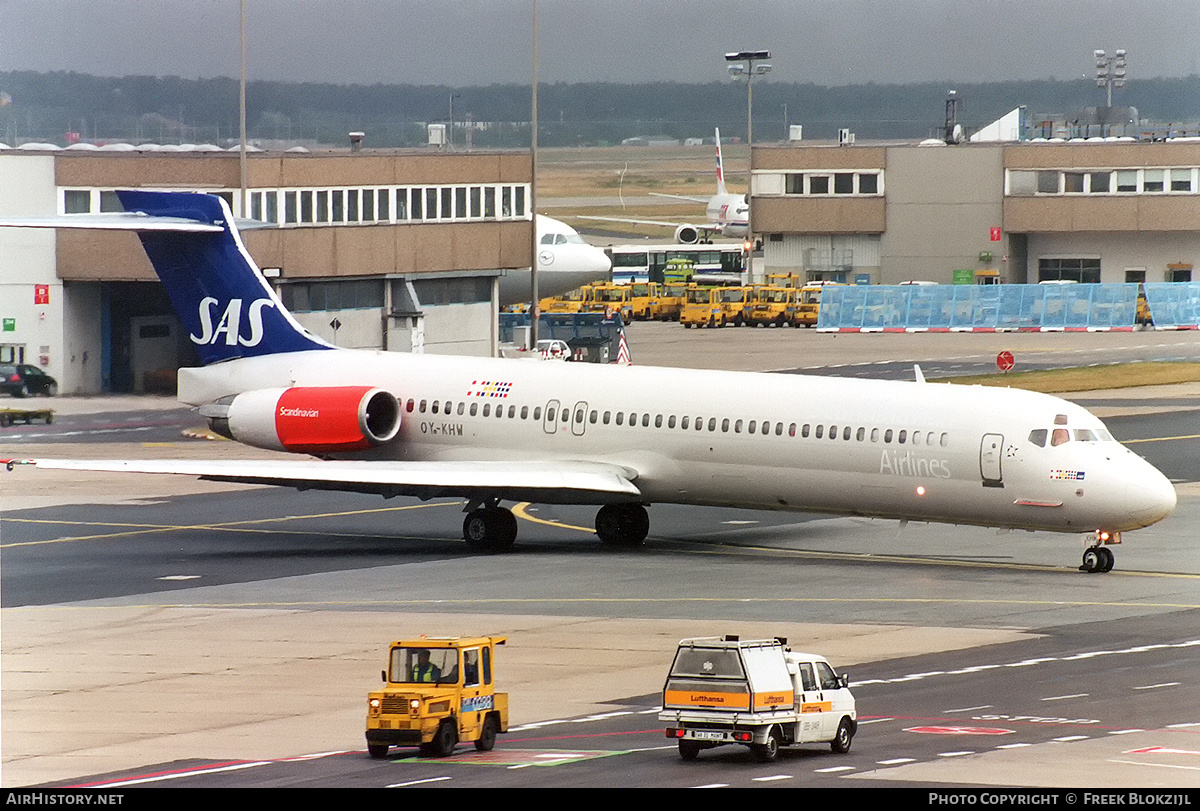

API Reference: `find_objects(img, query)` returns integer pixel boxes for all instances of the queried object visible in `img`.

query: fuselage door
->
[571,401,588,437]
[543,399,560,434]
[980,433,1004,487]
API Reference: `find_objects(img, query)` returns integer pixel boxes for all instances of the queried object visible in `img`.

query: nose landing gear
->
[1080,530,1120,573]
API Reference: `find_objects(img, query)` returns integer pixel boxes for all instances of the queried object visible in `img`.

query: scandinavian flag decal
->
[467,380,513,398]
[1050,469,1086,481]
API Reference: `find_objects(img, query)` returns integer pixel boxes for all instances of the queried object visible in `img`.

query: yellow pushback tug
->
[366,635,509,758]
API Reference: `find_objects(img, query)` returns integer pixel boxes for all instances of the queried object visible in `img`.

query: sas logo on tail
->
[191,297,274,347]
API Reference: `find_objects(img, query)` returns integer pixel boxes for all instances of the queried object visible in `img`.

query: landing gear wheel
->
[1081,545,1115,573]
[678,739,702,761]
[475,715,499,751]
[752,727,781,762]
[831,718,854,753]
[595,504,650,547]
[463,507,518,553]
[1081,547,1100,572]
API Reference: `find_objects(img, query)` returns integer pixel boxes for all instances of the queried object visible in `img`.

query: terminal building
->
[751,137,1200,287]
[0,148,533,394]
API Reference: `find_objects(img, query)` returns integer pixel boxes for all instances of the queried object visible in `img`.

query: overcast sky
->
[1,0,1197,87]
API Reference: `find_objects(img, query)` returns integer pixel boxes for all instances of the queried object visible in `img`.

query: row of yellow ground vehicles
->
[540,277,835,329]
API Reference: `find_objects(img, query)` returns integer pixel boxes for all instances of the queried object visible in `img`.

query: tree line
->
[1,70,1197,148]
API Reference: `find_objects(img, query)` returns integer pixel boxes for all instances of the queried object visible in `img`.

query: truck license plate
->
[690,730,726,741]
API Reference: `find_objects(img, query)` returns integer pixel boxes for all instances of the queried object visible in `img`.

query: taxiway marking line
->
[516,505,1200,581]
[15,596,1200,612]
[1122,433,1200,444]
[0,501,462,548]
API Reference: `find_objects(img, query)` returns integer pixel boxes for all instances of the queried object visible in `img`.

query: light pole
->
[1094,49,1128,109]
[529,0,539,347]
[725,50,770,254]
[239,0,248,216]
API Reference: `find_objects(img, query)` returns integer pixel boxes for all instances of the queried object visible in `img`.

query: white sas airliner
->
[579,129,749,244]
[1,191,1176,573]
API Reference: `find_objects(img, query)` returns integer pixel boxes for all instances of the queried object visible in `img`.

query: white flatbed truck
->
[659,635,857,762]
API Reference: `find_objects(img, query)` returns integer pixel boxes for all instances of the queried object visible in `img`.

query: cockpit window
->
[1054,414,1069,425]
[1028,429,1048,448]
[1074,429,1099,442]
[1051,428,1070,446]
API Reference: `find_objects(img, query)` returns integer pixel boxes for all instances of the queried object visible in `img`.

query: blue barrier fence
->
[1142,283,1200,329]
[817,283,1200,331]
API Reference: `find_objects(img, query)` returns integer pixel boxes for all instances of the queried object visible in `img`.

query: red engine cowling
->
[219,386,401,454]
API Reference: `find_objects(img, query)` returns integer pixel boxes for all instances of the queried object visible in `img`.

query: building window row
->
[280,279,385,313]
[1038,258,1102,284]
[780,171,883,196]
[59,184,532,225]
[1007,168,1197,197]
[279,276,493,313]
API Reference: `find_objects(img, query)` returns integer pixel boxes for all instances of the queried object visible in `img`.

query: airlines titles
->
[880,450,951,479]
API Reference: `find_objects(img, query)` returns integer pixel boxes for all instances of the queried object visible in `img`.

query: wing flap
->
[5,458,642,505]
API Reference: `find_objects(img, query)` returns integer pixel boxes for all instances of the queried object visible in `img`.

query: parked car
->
[0,364,58,397]
[536,339,572,360]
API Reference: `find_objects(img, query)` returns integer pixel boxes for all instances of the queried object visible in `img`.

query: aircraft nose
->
[1123,462,1177,528]
[588,247,613,275]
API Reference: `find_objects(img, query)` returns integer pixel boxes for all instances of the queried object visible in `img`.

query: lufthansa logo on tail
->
[191,297,274,347]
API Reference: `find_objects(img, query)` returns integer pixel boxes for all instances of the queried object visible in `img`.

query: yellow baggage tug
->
[366,636,509,758]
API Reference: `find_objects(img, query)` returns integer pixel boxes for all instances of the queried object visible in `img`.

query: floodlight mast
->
[530,0,539,346]
[725,50,771,255]
[1094,48,1128,108]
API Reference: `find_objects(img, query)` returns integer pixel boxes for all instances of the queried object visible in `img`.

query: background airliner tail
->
[714,127,728,197]
[115,191,333,365]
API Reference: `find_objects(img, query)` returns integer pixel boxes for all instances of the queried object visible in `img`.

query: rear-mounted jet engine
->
[203,386,401,454]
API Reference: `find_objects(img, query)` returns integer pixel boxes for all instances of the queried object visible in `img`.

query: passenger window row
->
[403,398,949,447]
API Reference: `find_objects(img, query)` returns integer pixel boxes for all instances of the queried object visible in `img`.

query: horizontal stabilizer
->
[0,212,224,232]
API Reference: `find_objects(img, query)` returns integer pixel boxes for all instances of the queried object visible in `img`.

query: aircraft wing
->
[649,192,711,203]
[577,214,722,235]
[4,457,643,505]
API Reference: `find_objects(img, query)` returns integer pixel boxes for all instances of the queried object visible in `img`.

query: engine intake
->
[210,386,401,454]
[673,224,701,245]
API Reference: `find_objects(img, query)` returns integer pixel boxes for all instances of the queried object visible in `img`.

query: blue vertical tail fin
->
[115,191,333,364]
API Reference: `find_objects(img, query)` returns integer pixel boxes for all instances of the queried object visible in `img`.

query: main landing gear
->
[463,501,652,551]
[595,503,650,547]
[462,503,518,553]
[1079,530,1119,573]
[462,502,652,552]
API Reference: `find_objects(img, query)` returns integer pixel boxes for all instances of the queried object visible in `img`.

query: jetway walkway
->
[816,283,1200,332]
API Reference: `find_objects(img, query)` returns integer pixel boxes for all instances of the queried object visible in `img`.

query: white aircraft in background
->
[0,192,1177,573]
[497,214,611,306]
[580,128,749,244]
